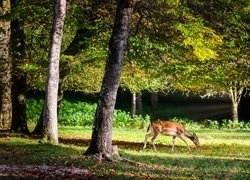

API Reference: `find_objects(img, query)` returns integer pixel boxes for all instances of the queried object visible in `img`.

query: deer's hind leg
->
[143,133,153,149]
[172,136,176,152]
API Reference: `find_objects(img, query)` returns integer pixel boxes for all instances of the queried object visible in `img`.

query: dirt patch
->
[0,165,97,179]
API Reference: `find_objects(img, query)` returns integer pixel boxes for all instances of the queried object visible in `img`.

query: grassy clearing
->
[0,126,249,179]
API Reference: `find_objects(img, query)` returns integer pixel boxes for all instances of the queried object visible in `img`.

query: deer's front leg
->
[179,136,191,152]
[172,136,176,152]
[151,134,158,152]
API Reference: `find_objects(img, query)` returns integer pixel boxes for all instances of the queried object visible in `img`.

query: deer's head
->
[192,133,200,147]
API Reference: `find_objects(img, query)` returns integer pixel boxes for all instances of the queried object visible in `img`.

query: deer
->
[143,120,200,152]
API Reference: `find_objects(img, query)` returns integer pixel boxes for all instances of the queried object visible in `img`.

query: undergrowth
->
[27,98,250,130]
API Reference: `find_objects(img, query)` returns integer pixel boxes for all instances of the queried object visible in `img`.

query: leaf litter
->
[0,165,98,179]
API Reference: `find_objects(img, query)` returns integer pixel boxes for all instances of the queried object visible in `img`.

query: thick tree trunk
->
[42,0,67,144]
[131,92,136,117]
[11,75,29,133]
[0,0,12,130]
[10,17,29,134]
[84,0,134,157]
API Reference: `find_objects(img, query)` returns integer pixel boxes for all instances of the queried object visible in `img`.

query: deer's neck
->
[185,131,194,139]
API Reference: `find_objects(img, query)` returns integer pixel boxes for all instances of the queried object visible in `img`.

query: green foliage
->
[204,119,220,130]
[221,119,250,130]
[59,101,96,126]
[27,98,150,128]
[176,22,222,61]
[170,117,204,130]
[114,111,150,128]
[26,98,44,123]
[204,119,250,130]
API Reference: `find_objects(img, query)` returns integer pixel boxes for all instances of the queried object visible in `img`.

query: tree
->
[10,0,29,133]
[179,0,250,122]
[11,19,29,133]
[84,0,134,157]
[31,0,108,135]
[120,61,167,117]
[42,0,67,144]
[0,0,12,130]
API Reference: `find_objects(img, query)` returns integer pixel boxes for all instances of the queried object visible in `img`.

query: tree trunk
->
[131,92,136,117]
[84,0,134,157]
[10,16,29,134]
[0,0,12,130]
[42,0,67,144]
[229,85,244,123]
[31,62,74,135]
[32,0,99,135]
[136,93,143,114]
[150,92,158,109]
[232,101,239,123]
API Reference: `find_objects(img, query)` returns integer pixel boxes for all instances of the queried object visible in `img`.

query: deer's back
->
[152,121,186,136]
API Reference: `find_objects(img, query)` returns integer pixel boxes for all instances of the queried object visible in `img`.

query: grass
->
[0,126,249,179]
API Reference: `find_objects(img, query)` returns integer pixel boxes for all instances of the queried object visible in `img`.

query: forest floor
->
[0,127,249,179]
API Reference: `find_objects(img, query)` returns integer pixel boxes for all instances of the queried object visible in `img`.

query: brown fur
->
[143,120,200,152]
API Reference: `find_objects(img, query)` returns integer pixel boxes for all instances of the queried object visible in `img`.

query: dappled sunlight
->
[1,128,249,179]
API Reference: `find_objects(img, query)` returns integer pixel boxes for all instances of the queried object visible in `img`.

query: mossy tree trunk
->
[0,0,12,130]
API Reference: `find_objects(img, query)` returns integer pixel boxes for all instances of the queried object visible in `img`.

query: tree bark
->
[131,92,136,117]
[0,0,12,130]
[42,0,67,144]
[136,93,143,114]
[229,85,244,123]
[84,0,134,157]
[10,15,29,134]
[232,102,239,123]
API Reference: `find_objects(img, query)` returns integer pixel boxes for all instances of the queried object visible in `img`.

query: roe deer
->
[143,120,200,152]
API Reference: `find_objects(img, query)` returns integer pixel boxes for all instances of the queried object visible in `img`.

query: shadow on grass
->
[0,130,249,179]
[59,136,249,151]
[120,151,250,179]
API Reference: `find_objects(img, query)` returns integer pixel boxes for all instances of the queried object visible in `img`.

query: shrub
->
[221,119,245,130]
[203,119,250,130]
[26,98,44,123]
[59,101,96,126]
[113,110,150,128]
[171,117,204,130]
[27,98,150,128]
[204,120,220,130]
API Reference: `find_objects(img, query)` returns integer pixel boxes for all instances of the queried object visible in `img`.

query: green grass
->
[0,127,249,179]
